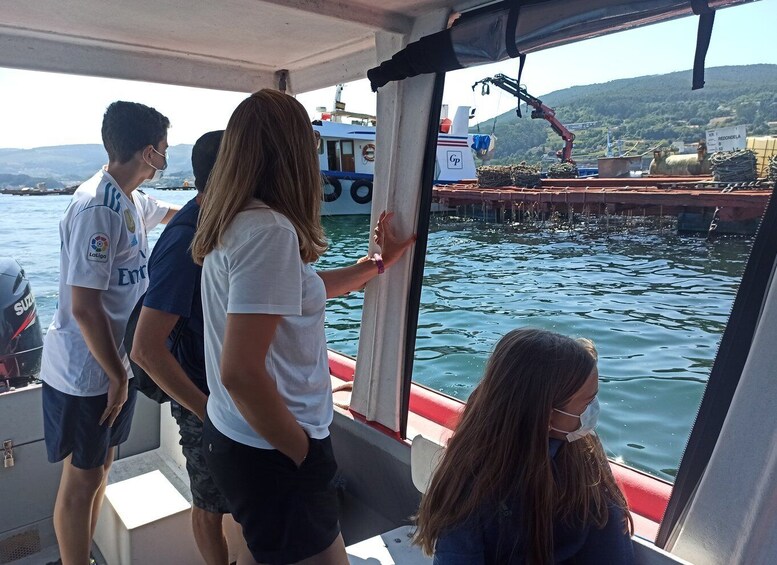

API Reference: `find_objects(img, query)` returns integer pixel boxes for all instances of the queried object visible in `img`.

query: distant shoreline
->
[0,187,76,196]
[0,185,195,196]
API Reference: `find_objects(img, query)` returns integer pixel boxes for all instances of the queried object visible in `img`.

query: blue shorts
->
[42,381,137,470]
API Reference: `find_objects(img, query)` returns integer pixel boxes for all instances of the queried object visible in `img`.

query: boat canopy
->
[0,0,751,94]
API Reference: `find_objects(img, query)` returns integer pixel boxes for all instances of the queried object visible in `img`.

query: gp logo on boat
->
[88,233,110,262]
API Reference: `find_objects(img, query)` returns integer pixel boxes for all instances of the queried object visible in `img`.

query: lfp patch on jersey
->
[88,233,110,262]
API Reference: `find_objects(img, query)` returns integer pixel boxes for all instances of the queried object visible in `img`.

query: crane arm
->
[472,73,575,163]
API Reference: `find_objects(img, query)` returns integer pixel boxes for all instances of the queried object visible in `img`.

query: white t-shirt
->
[202,200,332,449]
[40,170,170,396]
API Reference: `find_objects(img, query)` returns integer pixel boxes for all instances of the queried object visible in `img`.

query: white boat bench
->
[94,469,197,565]
[93,405,244,565]
[345,435,442,564]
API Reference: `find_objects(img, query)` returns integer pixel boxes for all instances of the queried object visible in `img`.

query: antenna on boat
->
[333,84,345,123]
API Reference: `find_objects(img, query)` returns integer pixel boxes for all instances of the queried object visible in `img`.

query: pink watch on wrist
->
[372,253,385,274]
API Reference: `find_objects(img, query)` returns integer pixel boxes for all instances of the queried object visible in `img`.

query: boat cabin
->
[317,106,477,215]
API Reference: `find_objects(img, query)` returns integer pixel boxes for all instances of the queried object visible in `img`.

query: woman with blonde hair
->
[414,328,634,565]
[192,89,414,565]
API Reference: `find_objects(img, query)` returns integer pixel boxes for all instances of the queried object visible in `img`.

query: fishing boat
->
[318,100,477,215]
[0,1,773,564]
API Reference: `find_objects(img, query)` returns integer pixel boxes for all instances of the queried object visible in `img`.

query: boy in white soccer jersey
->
[40,101,178,565]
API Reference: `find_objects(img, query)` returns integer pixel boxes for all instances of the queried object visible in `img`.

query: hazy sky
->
[1,1,774,150]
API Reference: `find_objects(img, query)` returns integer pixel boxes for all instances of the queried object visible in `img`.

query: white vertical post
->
[349,10,449,431]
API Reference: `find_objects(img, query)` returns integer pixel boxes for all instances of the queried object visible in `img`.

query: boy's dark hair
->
[191,130,224,192]
[101,101,170,164]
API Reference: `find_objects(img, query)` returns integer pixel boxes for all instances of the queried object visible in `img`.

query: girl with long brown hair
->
[192,89,414,565]
[414,328,634,565]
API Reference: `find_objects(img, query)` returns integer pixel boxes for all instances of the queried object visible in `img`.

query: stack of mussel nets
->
[477,165,513,187]
[710,149,757,182]
[547,162,579,179]
[511,162,542,187]
[477,163,541,188]
[769,155,777,182]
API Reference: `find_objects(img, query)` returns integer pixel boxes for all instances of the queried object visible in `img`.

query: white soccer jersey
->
[40,169,169,396]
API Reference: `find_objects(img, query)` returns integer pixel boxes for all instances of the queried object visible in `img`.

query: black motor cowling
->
[0,257,43,391]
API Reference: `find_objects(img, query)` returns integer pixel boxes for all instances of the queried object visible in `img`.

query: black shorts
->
[170,402,230,514]
[202,415,340,564]
[42,381,137,470]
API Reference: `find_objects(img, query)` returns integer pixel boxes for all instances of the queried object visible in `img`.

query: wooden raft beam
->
[433,185,772,210]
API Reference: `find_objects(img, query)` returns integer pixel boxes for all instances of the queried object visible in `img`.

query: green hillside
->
[472,64,777,167]
[0,144,195,187]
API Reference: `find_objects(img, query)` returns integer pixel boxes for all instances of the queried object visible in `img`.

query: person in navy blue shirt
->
[131,130,237,565]
[414,328,635,565]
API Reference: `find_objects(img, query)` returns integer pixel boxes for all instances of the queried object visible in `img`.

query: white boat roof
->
[0,0,751,94]
[0,0,480,93]
[315,121,376,140]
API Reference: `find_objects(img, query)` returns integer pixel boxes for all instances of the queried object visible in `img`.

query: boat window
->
[341,140,355,172]
[404,26,767,485]
[327,140,340,171]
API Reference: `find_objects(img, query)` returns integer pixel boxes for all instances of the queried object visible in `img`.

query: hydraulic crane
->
[472,74,575,163]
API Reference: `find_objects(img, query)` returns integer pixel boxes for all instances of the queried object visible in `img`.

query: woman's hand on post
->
[374,211,416,268]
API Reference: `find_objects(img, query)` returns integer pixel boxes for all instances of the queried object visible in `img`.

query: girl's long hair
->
[414,328,632,564]
[192,89,327,265]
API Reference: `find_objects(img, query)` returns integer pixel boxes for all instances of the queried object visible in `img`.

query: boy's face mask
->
[551,397,600,442]
[144,146,167,182]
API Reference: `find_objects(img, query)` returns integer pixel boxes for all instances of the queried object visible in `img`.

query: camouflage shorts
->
[171,403,231,515]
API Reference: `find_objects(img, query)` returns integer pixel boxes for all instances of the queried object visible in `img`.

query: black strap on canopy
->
[513,53,527,118]
[505,0,522,59]
[691,0,716,90]
[367,30,461,92]
[506,0,528,86]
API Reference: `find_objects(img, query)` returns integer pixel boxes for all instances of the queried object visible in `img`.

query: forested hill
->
[0,144,194,188]
[472,64,777,167]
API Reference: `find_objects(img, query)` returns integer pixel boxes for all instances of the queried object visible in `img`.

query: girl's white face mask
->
[551,397,600,442]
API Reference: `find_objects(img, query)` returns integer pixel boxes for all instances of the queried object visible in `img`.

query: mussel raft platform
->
[432,177,775,236]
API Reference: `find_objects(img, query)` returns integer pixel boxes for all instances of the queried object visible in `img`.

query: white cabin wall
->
[669,258,777,564]
[451,106,470,136]
[350,9,449,430]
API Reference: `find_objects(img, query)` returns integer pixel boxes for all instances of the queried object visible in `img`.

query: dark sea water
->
[0,189,753,481]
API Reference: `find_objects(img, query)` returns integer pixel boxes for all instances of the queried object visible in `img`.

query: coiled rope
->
[710,150,757,182]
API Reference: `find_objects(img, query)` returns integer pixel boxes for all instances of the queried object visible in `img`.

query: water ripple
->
[323,216,751,481]
[1,196,751,482]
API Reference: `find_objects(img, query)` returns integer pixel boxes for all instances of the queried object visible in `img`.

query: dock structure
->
[433,177,774,235]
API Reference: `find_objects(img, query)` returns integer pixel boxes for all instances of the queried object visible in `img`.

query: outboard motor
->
[0,257,43,391]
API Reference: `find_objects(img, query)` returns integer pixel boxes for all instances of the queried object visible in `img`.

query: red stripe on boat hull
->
[327,349,670,539]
